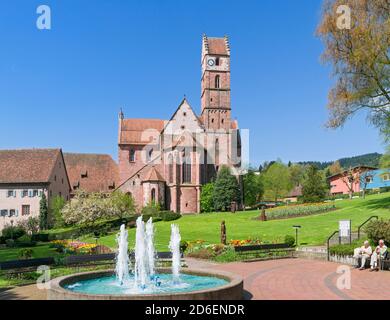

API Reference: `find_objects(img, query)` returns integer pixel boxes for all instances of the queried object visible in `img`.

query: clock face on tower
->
[207,59,215,67]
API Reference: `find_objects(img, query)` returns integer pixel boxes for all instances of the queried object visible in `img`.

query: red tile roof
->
[144,166,165,182]
[64,153,119,193]
[119,119,166,145]
[0,149,61,184]
[207,38,228,55]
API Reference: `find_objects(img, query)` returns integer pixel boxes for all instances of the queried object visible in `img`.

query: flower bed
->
[50,240,97,255]
[263,202,336,220]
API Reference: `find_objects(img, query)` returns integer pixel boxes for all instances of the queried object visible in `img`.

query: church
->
[117,35,242,214]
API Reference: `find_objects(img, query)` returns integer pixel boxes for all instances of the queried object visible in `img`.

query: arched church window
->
[168,154,174,184]
[151,188,156,203]
[215,138,220,165]
[182,157,192,184]
[129,149,135,162]
[215,75,220,89]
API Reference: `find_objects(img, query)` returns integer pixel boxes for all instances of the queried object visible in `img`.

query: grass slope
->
[86,192,390,251]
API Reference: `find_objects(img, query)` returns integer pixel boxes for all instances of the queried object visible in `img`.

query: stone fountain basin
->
[47,268,244,300]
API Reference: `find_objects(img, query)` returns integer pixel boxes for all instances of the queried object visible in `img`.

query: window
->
[22,205,30,216]
[129,149,136,162]
[383,174,390,181]
[81,170,88,178]
[151,188,156,203]
[183,112,187,116]
[54,175,57,182]
[168,154,174,184]
[33,190,39,197]
[215,75,220,88]
[215,138,220,165]
[22,190,28,198]
[181,125,185,130]
[9,209,15,217]
[365,176,373,183]
[215,57,220,66]
[148,149,153,161]
[0,210,7,217]
[182,157,192,184]
[221,119,224,124]
[7,190,14,198]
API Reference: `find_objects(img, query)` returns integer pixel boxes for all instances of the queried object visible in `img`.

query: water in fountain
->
[169,224,181,283]
[134,216,149,289]
[115,224,130,285]
[145,218,156,277]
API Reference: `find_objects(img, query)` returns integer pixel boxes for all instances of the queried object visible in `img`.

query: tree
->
[339,167,358,199]
[262,162,293,202]
[212,166,241,211]
[289,164,305,187]
[39,193,48,230]
[380,146,390,168]
[301,165,328,203]
[200,182,215,213]
[50,195,66,228]
[328,161,343,175]
[317,0,390,137]
[108,191,136,219]
[243,170,264,207]
[360,171,373,199]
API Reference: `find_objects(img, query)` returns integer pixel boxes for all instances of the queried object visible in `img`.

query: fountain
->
[115,224,130,285]
[48,215,243,300]
[169,224,181,282]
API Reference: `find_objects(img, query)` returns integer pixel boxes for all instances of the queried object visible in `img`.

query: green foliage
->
[16,235,37,247]
[18,248,34,260]
[301,165,328,203]
[1,225,26,240]
[39,193,49,230]
[265,203,335,220]
[180,240,189,253]
[200,182,215,213]
[284,235,296,247]
[212,166,241,211]
[243,170,263,207]
[158,211,181,222]
[50,196,66,228]
[18,217,40,235]
[262,162,293,201]
[380,146,390,168]
[364,219,390,244]
[289,164,305,188]
[108,191,136,219]
[141,201,161,216]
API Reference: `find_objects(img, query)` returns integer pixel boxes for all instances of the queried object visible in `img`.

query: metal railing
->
[327,230,339,261]
[357,216,378,240]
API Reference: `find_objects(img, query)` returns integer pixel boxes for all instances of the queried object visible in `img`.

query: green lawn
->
[85,192,390,251]
[0,243,60,262]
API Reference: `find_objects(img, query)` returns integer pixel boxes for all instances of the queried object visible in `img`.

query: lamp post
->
[292,225,301,247]
[10,220,14,240]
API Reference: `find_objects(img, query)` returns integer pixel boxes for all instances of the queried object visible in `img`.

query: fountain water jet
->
[169,224,181,282]
[145,217,156,277]
[115,224,130,285]
[134,216,149,289]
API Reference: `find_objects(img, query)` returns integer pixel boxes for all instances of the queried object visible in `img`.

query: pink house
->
[328,166,377,195]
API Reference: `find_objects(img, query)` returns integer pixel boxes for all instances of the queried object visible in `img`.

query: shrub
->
[158,211,181,222]
[141,202,160,216]
[31,233,50,242]
[180,240,189,253]
[5,239,15,248]
[16,235,37,247]
[200,182,215,213]
[1,225,26,240]
[284,235,296,247]
[18,248,34,260]
[364,219,390,244]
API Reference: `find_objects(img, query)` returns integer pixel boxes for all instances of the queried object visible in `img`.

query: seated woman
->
[353,241,372,270]
[370,240,388,272]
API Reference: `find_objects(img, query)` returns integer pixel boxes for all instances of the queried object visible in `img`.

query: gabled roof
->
[0,149,62,184]
[119,119,166,145]
[327,166,378,180]
[143,166,165,182]
[64,153,119,193]
[203,35,230,56]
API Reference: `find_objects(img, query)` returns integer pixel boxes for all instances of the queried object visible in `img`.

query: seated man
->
[353,241,372,270]
[370,239,388,272]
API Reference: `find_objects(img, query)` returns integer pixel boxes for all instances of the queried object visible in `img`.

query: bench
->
[355,251,390,270]
[0,257,55,274]
[234,243,296,262]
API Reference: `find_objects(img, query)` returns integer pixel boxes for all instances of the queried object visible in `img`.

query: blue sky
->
[0,0,385,166]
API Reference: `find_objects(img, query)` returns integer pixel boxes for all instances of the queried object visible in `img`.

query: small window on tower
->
[216,57,220,66]
[221,119,224,124]
[215,75,220,89]
[183,112,187,116]
[211,119,215,123]
[129,149,135,162]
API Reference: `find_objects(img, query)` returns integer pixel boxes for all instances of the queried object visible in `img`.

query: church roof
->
[144,166,165,182]
[119,119,166,145]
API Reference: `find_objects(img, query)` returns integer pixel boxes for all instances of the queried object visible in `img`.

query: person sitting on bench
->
[353,241,372,270]
[369,240,388,272]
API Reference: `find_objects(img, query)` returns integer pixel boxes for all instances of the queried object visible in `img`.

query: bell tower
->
[201,34,231,131]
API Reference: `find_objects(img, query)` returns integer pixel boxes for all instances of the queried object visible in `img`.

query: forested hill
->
[297,153,382,170]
